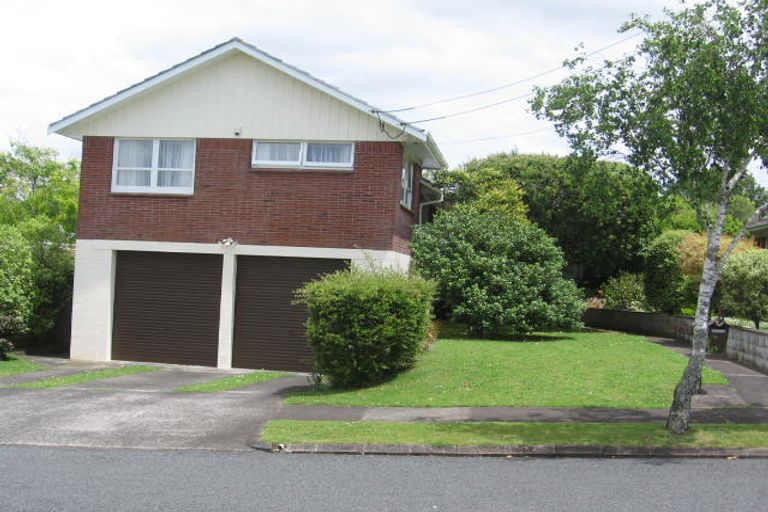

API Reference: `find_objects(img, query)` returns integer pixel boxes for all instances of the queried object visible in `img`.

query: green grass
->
[286,331,727,408]
[175,371,290,393]
[262,420,768,448]
[13,365,159,389]
[0,354,43,376]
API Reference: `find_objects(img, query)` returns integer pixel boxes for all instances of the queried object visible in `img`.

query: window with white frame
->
[401,160,414,209]
[251,141,354,169]
[113,139,195,194]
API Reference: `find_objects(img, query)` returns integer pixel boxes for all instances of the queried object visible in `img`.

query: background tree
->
[0,141,79,341]
[437,153,662,287]
[532,0,768,432]
[0,226,35,337]
[719,250,768,329]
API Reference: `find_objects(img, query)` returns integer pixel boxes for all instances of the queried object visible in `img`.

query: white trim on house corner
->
[47,39,429,145]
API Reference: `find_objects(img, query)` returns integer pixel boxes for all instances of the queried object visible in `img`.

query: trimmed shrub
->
[295,268,434,388]
[0,338,13,360]
[411,208,584,337]
[720,250,768,329]
[0,225,34,336]
[602,272,646,311]
[643,230,691,313]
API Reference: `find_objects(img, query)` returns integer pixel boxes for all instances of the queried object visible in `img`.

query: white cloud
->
[1,0,765,186]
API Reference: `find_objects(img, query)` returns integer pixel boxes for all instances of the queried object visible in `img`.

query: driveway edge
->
[250,441,768,458]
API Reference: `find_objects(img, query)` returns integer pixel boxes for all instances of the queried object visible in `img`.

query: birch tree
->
[531,0,768,433]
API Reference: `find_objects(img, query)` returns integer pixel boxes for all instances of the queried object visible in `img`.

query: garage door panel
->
[233,256,348,371]
[112,251,222,367]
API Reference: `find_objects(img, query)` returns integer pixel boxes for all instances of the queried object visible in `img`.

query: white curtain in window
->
[401,164,413,207]
[116,169,151,187]
[158,170,193,187]
[117,139,152,168]
[255,142,301,162]
[159,140,194,169]
[305,143,352,164]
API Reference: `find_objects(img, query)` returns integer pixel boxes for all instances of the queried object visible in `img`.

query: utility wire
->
[403,53,634,125]
[440,127,553,145]
[377,31,642,115]
[405,92,534,124]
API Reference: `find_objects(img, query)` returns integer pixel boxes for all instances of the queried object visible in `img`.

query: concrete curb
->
[250,441,768,459]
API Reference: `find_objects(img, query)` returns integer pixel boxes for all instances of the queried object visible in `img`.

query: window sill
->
[400,203,415,214]
[250,166,354,173]
[110,191,194,198]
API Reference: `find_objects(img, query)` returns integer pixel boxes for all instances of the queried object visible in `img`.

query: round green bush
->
[411,208,584,337]
[601,272,646,311]
[295,268,434,388]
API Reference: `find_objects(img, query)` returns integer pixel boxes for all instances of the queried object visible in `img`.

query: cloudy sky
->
[5,0,761,184]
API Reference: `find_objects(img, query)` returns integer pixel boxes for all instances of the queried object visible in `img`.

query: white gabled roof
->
[48,37,446,168]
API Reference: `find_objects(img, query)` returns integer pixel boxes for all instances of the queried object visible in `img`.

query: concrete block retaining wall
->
[583,308,767,374]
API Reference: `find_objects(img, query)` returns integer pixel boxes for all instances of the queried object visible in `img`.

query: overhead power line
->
[403,53,634,125]
[405,92,534,124]
[377,31,642,115]
[440,127,553,145]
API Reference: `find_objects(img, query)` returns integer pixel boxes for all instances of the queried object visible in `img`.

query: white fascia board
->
[48,38,428,144]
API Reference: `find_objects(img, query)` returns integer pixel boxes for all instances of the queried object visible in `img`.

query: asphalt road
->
[2,446,767,511]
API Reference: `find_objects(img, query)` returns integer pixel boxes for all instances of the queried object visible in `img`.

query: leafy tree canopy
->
[435,153,663,286]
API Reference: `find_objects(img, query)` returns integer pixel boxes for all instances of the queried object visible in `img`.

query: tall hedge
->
[295,268,434,388]
[643,230,690,314]
[411,208,584,337]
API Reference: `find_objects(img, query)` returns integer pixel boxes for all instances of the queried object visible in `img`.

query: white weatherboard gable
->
[49,38,446,169]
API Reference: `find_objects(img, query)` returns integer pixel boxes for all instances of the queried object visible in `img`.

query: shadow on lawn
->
[436,322,585,343]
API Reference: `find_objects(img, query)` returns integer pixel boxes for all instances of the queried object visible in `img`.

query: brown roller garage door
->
[112,251,222,367]
[233,256,348,371]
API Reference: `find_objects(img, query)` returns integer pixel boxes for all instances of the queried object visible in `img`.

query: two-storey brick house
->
[50,38,445,371]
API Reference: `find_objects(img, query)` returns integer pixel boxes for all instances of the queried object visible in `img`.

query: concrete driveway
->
[0,358,309,451]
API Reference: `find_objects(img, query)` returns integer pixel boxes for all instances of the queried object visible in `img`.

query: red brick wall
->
[77,137,408,252]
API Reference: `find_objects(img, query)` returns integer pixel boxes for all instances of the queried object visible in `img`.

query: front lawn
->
[286,331,727,408]
[0,354,43,376]
[13,365,159,389]
[262,420,768,449]
[175,371,290,393]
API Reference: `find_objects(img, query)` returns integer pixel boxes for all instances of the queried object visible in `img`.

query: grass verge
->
[13,365,159,389]
[0,354,43,376]
[262,420,768,449]
[175,371,290,393]
[287,331,727,409]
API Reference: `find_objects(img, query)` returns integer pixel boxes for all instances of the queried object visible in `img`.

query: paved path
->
[276,404,768,423]
[3,445,768,512]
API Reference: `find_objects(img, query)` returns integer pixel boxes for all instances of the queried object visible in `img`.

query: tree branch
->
[726,152,756,191]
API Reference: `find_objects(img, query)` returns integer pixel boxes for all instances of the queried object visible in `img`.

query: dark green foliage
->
[0,338,13,360]
[411,208,584,337]
[438,153,662,286]
[295,268,434,389]
[601,272,647,311]
[643,231,691,314]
